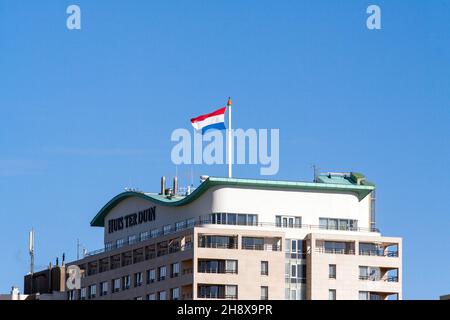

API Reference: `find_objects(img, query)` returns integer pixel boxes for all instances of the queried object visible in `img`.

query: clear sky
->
[0,0,449,299]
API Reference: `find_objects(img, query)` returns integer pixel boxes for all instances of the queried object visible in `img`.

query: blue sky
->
[0,0,449,299]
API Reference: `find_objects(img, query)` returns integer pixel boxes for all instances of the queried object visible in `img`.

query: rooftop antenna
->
[77,238,80,260]
[28,229,34,275]
[312,164,320,182]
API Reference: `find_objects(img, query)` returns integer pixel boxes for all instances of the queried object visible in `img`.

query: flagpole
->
[227,97,232,178]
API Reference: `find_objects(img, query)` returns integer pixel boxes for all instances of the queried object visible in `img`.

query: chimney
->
[160,176,166,196]
[173,177,178,196]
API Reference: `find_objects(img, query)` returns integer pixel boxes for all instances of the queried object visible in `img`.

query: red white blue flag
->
[190,107,226,134]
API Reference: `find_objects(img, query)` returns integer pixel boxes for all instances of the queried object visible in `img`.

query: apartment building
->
[24,173,402,300]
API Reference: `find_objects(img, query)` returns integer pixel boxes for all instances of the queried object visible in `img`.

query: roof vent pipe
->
[161,176,166,196]
[173,177,178,196]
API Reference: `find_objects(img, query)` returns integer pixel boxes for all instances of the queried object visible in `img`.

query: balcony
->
[198,235,238,249]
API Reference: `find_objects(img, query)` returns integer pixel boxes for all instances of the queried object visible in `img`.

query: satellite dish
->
[369,267,381,281]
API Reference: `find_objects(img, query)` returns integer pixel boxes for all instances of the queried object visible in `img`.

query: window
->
[151,228,159,238]
[242,237,265,250]
[359,291,369,300]
[276,216,281,227]
[123,275,131,290]
[226,285,237,299]
[135,272,143,287]
[158,266,167,281]
[289,239,303,258]
[68,290,76,300]
[247,214,257,226]
[163,225,172,235]
[159,291,167,300]
[140,231,149,242]
[359,266,369,280]
[113,278,120,293]
[329,289,336,300]
[208,213,257,226]
[198,284,235,299]
[89,285,96,299]
[261,286,268,300]
[237,214,247,225]
[329,219,338,230]
[128,235,137,244]
[329,264,336,279]
[198,259,237,274]
[261,261,269,276]
[276,215,301,228]
[319,218,358,231]
[226,260,237,273]
[147,293,156,300]
[288,288,306,300]
[359,266,380,281]
[323,241,354,254]
[147,269,156,283]
[359,243,384,256]
[289,263,306,283]
[186,218,195,228]
[116,238,124,248]
[198,235,237,249]
[80,287,87,300]
[291,240,296,252]
[105,242,113,251]
[290,290,296,300]
[171,287,180,300]
[100,281,108,296]
[227,214,237,225]
[175,221,186,231]
[319,218,327,229]
[171,263,180,278]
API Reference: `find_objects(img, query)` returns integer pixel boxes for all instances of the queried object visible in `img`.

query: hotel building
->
[24,172,402,300]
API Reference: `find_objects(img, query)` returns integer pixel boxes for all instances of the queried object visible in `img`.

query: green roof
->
[90,176,375,227]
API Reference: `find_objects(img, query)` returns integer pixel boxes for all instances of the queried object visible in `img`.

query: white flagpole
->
[227,97,232,178]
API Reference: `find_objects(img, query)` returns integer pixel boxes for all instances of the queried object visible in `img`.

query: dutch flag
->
[190,106,227,134]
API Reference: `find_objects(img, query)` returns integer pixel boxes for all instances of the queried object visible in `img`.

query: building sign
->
[108,206,156,234]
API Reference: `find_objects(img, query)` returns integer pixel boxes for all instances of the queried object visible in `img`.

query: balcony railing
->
[316,248,355,255]
[242,244,281,251]
[359,250,399,257]
[198,242,238,249]
[359,275,399,282]
[182,268,193,275]
[198,294,238,300]
[199,218,379,233]
[198,268,238,274]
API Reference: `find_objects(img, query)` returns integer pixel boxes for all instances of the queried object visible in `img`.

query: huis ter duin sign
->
[108,206,156,234]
